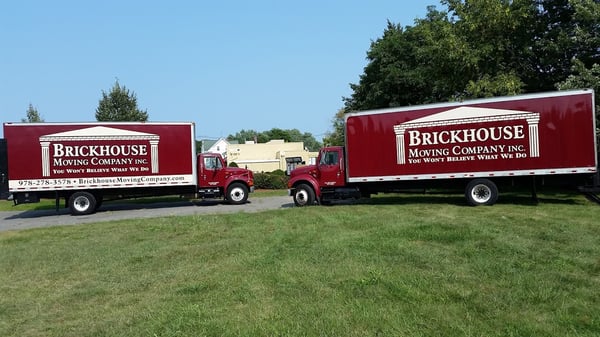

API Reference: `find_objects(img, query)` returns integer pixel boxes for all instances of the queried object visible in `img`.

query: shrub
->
[270,169,286,176]
[254,171,289,189]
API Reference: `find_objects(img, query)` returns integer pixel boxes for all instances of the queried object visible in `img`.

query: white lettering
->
[408,125,525,146]
[52,144,148,158]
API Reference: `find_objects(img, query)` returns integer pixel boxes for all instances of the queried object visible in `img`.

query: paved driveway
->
[0,196,293,232]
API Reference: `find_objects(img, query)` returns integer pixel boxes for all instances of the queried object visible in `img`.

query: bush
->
[270,169,286,176]
[228,162,239,168]
[254,172,289,189]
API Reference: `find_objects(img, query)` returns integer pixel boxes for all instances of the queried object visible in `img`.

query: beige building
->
[226,140,318,173]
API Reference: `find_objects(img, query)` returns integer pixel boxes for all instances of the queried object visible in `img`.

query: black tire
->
[68,191,97,215]
[465,179,498,206]
[293,183,316,207]
[227,183,249,205]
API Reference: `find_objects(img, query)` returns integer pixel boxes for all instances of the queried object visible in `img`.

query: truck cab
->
[288,146,359,206]
[197,152,254,204]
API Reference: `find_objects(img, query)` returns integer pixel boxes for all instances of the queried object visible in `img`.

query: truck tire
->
[293,184,315,207]
[227,183,249,205]
[68,191,97,215]
[465,179,498,206]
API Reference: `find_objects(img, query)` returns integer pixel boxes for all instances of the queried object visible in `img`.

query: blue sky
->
[1,0,437,140]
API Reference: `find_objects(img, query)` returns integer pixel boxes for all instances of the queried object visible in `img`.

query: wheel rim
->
[229,187,245,202]
[295,190,308,206]
[73,196,91,212]
[471,184,491,203]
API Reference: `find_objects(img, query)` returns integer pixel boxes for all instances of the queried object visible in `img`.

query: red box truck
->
[288,90,599,206]
[0,122,254,215]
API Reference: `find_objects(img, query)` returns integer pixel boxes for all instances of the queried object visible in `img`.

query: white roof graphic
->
[40,126,159,141]
[395,107,540,131]
[408,107,533,124]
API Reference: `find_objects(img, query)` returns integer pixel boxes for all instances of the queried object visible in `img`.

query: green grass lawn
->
[1,191,599,336]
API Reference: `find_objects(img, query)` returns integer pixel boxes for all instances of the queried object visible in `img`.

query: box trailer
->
[288,90,599,206]
[0,122,254,215]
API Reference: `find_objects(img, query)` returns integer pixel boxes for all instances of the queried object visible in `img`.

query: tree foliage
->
[227,128,322,151]
[21,103,44,123]
[228,129,261,144]
[342,0,600,114]
[95,80,149,122]
[557,61,600,130]
[322,109,346,146]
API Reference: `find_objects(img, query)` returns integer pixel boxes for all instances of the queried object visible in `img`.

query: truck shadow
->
[342,191,584,207]
[2,209,71,219]
[99,199,226,212]
[2,199,244,219]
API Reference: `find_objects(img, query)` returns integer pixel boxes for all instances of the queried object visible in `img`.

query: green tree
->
[21,103,44,122]
[227,128,322,151]
[527,0,600,91]
[343,21,422,111]
[283,129,322,152]
[322,109,346,146]
[344,0,599,110]
[556,61,600,132]
[262,128,293,142]
[336,0,599,144]
[227,129,260,144]
[95,80,148,121]
[299,132,322,152]
[343,7,475,110]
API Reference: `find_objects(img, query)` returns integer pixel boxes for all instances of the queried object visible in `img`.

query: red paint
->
[288,90,598,204]
[4,123,196,189]
[2,122,254,204]
[344,91,596,180]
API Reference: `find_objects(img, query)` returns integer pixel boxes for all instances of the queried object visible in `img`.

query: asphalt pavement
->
[0,196,293,232]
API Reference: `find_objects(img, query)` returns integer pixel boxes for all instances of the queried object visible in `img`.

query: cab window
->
[204,157,222,170]
[320,151,338,166]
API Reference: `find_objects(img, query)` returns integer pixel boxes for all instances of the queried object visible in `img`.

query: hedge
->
[253,171,289,189]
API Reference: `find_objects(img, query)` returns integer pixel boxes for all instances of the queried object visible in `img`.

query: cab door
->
[198,154,226,188]
[318,147,345,186]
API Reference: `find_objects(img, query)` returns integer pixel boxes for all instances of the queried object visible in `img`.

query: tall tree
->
[527,0,600,91]
[344,0,599,109]
[95,80,148,121]
[443,0,534,97]
[299,132,322,152]
[337,0,599,145]
[262,128,293,142]
[556,61,600,131]
[227,128,322,151]
[284,129,322,152]
[227,129,261,144]
[322,109,346,146]
[21,103,44,122]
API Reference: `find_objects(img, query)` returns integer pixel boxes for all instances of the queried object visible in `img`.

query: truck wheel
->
[465,179,498,206]
[227,183,249,204]
[68,191,97,215]
[293,184,315,207]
